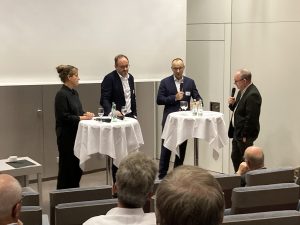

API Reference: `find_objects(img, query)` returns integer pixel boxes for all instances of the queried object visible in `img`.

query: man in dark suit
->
[228,69,262,172]
[100,54,137,186]
[100,54,137,118]
[157,58,202,179]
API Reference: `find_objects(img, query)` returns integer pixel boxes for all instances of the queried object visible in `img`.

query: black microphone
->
[231,87,236,97]
[180,81,184,92]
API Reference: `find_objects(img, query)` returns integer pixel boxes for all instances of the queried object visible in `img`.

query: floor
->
[29,170,108,216]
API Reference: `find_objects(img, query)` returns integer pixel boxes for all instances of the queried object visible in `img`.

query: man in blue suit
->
[100,54,137,187]
[157,58,202,179]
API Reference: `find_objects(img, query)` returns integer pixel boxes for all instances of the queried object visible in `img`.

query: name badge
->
[185,91,191,96]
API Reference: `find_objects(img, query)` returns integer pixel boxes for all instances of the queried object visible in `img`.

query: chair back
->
[20,206,42,225]
[246,167,295,186]
[49,185,112,225]
[230,183,299,214]
[223,210,300,225]
[214,174,241,208]
[22,186,39,206]
[55,198,118,225]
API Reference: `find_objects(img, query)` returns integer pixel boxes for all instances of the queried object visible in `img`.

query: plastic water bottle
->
[198,99,203,116]
[111,102,117,122]
[192,99,197,116]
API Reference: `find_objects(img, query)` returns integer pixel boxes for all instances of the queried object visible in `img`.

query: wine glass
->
[97,107,104,121]
[180,101,188,111]
[121,106,127,119]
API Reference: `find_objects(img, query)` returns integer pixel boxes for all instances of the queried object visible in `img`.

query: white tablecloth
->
[161,111,228,155]
[74,117,144,169]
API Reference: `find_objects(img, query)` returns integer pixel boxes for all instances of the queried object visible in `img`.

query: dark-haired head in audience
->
[0,174,23,225]
[236,146,265,186]
[83,151,158,225]
[156,166,224,225]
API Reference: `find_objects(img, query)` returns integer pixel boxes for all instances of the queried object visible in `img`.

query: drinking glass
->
[97,107,104,121]
[180,101,188,111]
[121,106,127,120]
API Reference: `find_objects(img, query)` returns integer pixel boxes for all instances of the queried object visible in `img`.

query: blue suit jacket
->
[100,70,137,116]
[157,75,202,127]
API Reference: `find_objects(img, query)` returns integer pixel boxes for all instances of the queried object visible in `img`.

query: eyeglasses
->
[234,79,244,84]
[172,67,184,71]
[117,65,130,69]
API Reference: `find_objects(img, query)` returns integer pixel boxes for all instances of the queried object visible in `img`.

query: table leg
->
[37,172,43,205]
[194,138,199,166]
[106,156,112,185]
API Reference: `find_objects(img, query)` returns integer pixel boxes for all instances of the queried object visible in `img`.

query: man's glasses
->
[234,79,244,84]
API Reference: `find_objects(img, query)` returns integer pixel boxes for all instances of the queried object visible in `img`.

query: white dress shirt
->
[83,207,156,225]
[118,73,132,114]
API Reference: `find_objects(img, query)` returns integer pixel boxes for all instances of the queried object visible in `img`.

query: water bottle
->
[192,99,197,116]
[198,99,203,116]
[111,102,117,122]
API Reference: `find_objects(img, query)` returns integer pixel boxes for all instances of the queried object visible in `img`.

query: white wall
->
[0,0,186,84]
[187,0,300,173]
[231,0,300,169]
[186,0,232,173]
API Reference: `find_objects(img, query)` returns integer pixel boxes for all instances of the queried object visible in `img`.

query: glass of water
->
[121,106,127,119]
[97,107,104,121]
[180,101,188,111]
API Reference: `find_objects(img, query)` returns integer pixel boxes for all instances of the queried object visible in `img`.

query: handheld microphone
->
[231,87,236,97]
[180,80,184,92]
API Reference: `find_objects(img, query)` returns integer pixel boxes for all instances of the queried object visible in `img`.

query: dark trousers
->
[158,139,187,179]
[231,138,253,172]
[57,150,82,189]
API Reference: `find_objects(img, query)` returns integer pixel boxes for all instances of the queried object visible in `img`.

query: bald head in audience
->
[237,146,265,176]
[0,174,23,225]
[156,165,224,225]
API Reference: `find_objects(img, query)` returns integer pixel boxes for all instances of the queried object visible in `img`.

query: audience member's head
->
[116,151,157,208]
[156,165,224,225]
[0,174,23,225]
[244,146,264,170]
[237,146,264,176]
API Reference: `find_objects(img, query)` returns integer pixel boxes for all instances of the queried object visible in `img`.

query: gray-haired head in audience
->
[116,151,157,208]
[0,174,23,225]
[156,165,224,225]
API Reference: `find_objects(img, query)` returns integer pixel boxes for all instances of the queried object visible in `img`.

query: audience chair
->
[223,210,300,225]
[214,174,241,208]
[55,198,118,225]
[49,185,112,225]
[20,206,42,225]
[22,186,39,206]
[245,167,295,186]
[229,183,299,215]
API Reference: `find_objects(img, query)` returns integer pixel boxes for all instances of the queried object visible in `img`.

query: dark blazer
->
[228,83,262,140]
[100,70,137,116]
[157,75,201,127]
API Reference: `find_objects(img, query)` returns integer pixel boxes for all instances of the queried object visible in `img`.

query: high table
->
[161,111,228,166]
[0,156,43,204]
[74,117,144,184]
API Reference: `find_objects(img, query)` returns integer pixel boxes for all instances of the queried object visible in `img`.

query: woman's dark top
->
[55,85,84,151]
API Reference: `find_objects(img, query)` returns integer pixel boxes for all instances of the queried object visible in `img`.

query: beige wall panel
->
[187,24,225,41]
[232,0,300,22]
[187,0,231,24]
[186,41,226,172]
[231,22,300,168]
